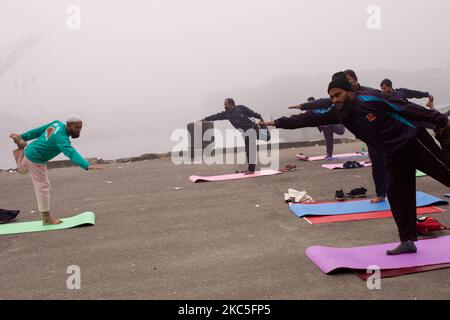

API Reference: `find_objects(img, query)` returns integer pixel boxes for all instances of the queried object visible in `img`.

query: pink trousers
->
[13,149,50,213]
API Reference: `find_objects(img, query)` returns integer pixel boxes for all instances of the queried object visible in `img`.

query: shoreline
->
[0,138,358,172]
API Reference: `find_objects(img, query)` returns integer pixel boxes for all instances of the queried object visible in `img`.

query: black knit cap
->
[328,71,353,93]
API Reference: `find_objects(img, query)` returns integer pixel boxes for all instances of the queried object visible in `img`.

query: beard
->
[335,99,352,120]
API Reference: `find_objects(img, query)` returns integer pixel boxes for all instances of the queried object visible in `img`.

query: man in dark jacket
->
[289,70,387,203]
[202,98,265,174]
[261,72,450,255]
[380,78,434,109]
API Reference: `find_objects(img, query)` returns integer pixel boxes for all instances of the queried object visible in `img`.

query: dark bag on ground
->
[0,209,20,224]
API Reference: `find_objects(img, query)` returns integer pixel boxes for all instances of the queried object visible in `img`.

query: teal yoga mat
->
[289,192,447,218]
[0,212,96,235]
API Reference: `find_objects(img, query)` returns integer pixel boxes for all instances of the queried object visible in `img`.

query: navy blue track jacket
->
[275,91,448,155]
[204,105,262,131]
[392,88,430,100]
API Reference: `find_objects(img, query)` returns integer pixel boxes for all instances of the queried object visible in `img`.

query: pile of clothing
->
[284,189,314,203]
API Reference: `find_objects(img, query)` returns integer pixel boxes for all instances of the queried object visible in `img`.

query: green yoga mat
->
[416,170,426,177]
[0,212,95,235]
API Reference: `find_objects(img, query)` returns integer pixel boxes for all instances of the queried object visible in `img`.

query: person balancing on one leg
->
[202,98,268,174]
[9,115,101,225]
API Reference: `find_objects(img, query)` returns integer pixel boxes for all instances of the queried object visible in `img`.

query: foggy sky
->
[1,0,450,167]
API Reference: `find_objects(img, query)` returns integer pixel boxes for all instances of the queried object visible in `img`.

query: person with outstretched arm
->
[380,78,434,109]
[289,70,387,203]
[260,72,450,256]
[289,70,377,112]
[202,98,265,174]
[9,115,101,225]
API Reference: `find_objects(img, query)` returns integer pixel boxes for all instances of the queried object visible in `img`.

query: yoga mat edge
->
[0,212,96,235]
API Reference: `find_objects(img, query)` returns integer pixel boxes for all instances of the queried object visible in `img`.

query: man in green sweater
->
[9,115,101,225]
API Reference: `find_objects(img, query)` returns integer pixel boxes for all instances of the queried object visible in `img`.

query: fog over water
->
[1,0,449,168]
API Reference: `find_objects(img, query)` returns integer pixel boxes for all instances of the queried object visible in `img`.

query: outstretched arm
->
[55,135,90,170]
[396,88,430,100]
[203,111,228,122]
[260,109,341,130]
[396,88,434,109]
[289,98,333,111]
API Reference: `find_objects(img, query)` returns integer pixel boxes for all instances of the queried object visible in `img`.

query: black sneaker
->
[346,187,368,199]
[335,190,346,201]
[343,161,363,169]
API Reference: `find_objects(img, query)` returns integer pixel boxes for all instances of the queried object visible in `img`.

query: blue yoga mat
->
[290,192,447,218]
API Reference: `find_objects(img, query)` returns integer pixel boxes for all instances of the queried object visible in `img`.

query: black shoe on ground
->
[335,190,346,201]
[346,187,367,199]
[343,161,363,169]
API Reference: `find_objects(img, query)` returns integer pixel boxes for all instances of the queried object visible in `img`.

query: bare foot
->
[371,196,386,204]
[9,133,27,149]
[42,214,62,225]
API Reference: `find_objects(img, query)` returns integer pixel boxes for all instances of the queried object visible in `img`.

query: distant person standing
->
[9,115,101,225]
[307,97,346,160]
[202,98,266,174]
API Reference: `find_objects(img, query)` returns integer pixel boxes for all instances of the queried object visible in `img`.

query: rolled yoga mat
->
[0,212,96,235]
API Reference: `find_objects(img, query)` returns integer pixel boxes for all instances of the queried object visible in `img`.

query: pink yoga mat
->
[321,161,372,170]
[306,236,450,274]
[296,153,367,162]
[189,169,282,183]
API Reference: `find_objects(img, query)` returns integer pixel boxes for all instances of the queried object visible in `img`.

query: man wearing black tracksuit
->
[262,72,450,255]
[203,98,264,173]
[290,70,388,203]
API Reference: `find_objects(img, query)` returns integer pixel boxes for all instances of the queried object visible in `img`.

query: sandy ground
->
[0,141,449,300]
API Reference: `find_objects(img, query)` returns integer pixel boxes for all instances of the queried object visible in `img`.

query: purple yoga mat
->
[306,236,450,274]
